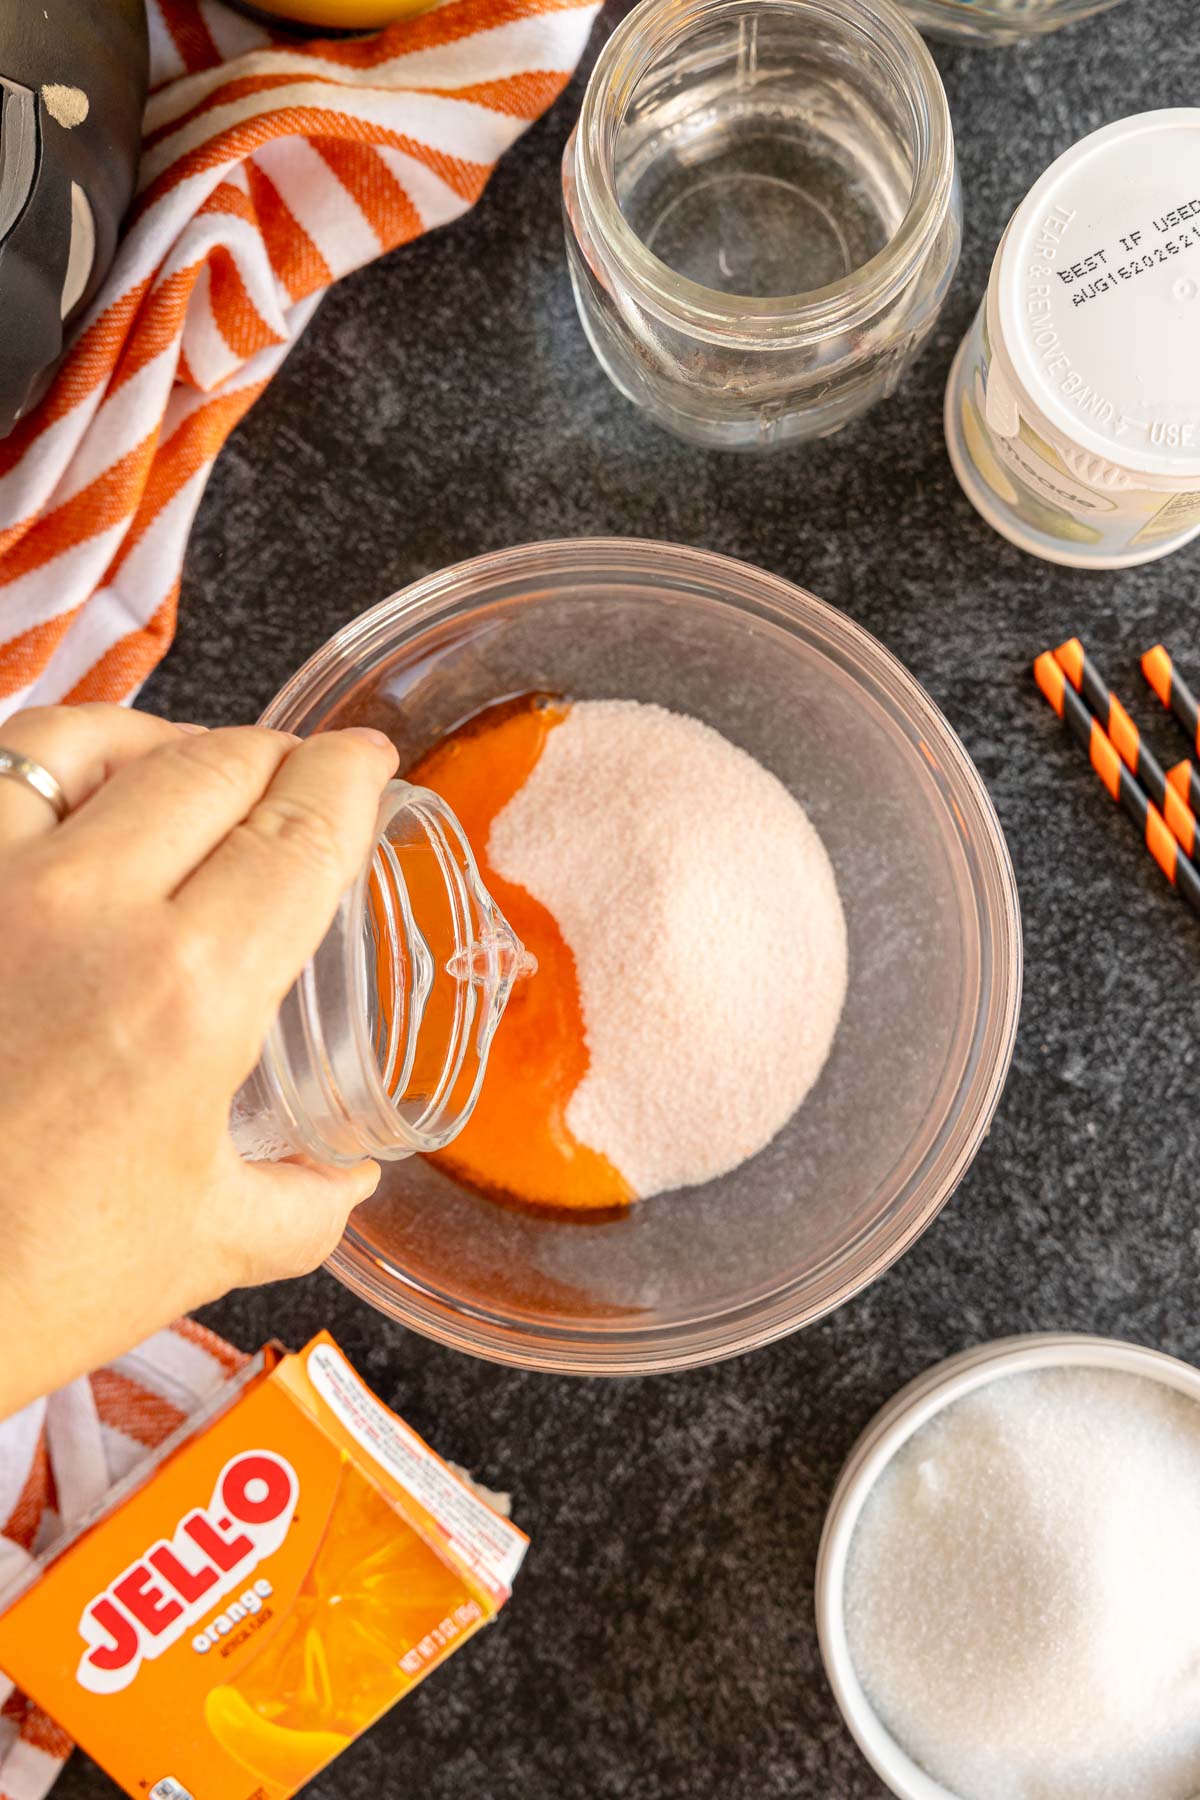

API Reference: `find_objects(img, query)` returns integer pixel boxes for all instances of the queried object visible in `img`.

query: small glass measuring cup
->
[894,0,1125,44]
[562,0,961,451]
[232,780,533,1166]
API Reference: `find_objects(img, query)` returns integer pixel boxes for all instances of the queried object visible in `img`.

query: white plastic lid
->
[994,110,1200,484]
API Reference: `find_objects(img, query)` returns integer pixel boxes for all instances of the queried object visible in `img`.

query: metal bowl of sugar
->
[816,1333,1200,1798]
[260,539,1021,1375]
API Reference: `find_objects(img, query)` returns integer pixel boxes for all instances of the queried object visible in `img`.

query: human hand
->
[0,704,399,1419]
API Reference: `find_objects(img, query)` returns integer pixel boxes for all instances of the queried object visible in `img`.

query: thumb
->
[215,1152,381,1288]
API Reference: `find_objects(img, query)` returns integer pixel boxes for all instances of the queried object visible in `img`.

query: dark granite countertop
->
[56,1,1200,1794]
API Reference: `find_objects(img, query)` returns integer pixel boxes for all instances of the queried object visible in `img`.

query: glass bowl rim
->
[259,538,1023,1377]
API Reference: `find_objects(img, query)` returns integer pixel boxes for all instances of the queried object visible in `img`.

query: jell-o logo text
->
[75,1451,298,1694]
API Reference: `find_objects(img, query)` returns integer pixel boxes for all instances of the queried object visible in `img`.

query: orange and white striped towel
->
[0,0,599,719]
[0,1319,247,1800]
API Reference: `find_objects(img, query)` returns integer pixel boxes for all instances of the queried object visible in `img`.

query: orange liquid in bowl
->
[408,697,632,1211]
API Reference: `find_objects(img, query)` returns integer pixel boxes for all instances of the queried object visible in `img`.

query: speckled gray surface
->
[53,2,1200,1795]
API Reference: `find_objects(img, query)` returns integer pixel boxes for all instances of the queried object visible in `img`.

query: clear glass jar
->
[231,780,531,1167]
[895,0,1125,45]
[562,0,961,452]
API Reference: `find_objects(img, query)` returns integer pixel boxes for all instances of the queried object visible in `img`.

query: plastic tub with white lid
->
[945,111,1200,568]
[815,1332,1200,1799]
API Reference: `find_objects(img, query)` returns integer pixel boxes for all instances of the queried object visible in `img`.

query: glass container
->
[231,781,531,1166]
[258,540,1022,1376]
[895,0,1125,46]
[562,0,961,451]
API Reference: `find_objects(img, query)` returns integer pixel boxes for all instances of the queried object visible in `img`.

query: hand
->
[0,704,399,1419]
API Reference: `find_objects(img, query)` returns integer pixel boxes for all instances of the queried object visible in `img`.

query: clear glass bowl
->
[895,0,1125,44]
[260,541,1021,1375]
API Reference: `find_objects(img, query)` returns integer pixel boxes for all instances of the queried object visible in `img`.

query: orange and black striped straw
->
[1142,644,1200,755]
[1168,759,1200,816]
[1034,652,1200,916]
[1053,638,1196,857]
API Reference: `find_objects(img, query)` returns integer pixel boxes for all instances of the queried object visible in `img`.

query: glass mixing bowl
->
[261,541,1021,1375]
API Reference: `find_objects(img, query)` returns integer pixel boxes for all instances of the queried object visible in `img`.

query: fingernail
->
[176,722,208,735]
[343,727,395,754]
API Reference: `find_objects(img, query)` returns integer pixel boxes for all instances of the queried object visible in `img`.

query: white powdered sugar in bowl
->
[488,699,848,1199]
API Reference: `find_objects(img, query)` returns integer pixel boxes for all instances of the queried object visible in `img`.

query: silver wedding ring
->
[0,747,70,822]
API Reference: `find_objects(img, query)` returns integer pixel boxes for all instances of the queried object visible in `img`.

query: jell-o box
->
[0,1332,527,1799]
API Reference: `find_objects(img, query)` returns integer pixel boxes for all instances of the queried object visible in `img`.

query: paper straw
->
[1034,652,1200,917]
[1054,638,1196,856]
[1167,760,1200,816]
[1142,644,1200,756]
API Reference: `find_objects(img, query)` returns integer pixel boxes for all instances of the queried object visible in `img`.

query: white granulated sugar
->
[844,1367,1200,1800]
[487,699,847,1198]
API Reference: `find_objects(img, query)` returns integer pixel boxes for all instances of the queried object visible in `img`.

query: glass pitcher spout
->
[445,936,538,988]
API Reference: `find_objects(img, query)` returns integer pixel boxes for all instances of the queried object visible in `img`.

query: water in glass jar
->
[614,12,915,300]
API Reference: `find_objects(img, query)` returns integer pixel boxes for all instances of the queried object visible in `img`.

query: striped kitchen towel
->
[0,0,599,719]
[0,1320,247,1800]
